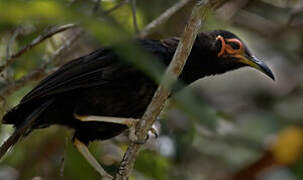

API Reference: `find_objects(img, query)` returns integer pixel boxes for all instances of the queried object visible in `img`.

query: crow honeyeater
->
[0,30,274,179]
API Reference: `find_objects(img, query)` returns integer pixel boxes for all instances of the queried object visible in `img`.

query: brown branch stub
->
[0,24,77,74]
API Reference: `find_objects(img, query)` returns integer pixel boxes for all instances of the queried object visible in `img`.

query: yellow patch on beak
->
[236,54,275,80]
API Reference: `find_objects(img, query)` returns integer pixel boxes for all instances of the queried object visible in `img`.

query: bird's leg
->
[74,114,158,142]
[74,114,139,128]
[74,114,139,141]
[73,138,113,180]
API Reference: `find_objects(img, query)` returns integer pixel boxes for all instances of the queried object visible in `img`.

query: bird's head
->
[194,30,275,80]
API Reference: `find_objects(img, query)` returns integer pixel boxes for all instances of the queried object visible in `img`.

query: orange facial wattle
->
[216,35,226,57]
[216,36,244,57]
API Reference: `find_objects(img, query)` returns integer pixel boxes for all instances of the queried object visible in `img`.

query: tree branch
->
[130,0,139,33]
[114,1,214,179]
[93,0,101,15]
[115,0,229,179]
[0,24,77,74]
[0,28,84,99]
[104,0,129,15]
[138,0,193,38]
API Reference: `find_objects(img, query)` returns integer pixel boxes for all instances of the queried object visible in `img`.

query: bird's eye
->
[229,42,240,50]
[226,39,243,52]
[216,36,244,57]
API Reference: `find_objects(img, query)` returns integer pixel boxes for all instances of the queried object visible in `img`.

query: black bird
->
[0,30,274,179]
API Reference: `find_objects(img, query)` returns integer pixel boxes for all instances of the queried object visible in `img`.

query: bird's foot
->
[127,119,140,142]
[128,123,159,144]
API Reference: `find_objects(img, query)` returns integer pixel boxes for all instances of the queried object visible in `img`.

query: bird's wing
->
[21,39,177,104]
[161,37,180,50]
[21,48,121,103]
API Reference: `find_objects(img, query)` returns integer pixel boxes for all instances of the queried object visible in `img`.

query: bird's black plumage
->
[1,30,274,156]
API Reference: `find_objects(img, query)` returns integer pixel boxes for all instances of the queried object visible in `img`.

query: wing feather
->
[21,49,117,103]
[21,39,177,104]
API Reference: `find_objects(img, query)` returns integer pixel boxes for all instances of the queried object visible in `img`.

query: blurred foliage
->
[135,150,171,180]
[0,0,303,180]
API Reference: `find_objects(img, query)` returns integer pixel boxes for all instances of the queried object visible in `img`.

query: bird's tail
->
[0,100,53,159]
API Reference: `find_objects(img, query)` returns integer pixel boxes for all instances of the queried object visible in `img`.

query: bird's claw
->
[148,126,159,138]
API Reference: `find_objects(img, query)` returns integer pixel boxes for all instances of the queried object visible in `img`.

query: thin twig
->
[2,28,20,83]
[115,1,206,179]
[0,24,77,74]
[6,28,20,61]
[60,137,69,180]
[0,28,84,99]
[138,0,193,38]
[130,0,139,33]
[216,0,248,20]
[233,10,281,36]
[0,69,49,98]
[104,0,129,15]
[287,5,303,27]
[93,0,101,15]
[51,29,85,66]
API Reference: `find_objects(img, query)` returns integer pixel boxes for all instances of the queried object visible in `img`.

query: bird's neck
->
[178,32,217,85]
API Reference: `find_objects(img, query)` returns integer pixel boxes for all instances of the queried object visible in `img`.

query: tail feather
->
[0,100,53,159]
[3,101,39,125]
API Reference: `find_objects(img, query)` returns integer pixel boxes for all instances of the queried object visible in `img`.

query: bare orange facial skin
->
[216,35,244,57]
[216,35,226,57]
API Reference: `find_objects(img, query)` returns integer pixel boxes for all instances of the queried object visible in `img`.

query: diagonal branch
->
[115,0,229,179]
[138,0,193,38]
[104,0,129,15]
[115,1,205,180]
[0,24,77,74]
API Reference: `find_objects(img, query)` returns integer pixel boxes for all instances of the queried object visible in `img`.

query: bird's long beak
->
[239,55,275,80]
